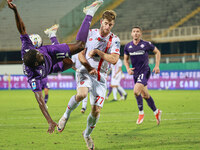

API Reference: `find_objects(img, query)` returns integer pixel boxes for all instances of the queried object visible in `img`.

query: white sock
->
[113,87,117,100]
[118,86,127,95]
[64,95,79,119]
[154,109,158,115]
[82,95,88,109]
[48,32,56,38]
[84,113,100,137]
[139,110,144,115]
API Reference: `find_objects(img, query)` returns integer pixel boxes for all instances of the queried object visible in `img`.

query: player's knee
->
[91,109,100,118]
[76,92,87,101]
[142,94,149,100]
[134,90,140,97]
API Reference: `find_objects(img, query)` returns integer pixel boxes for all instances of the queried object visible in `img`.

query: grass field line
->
[0,112,200,121]
[0,118,200,127]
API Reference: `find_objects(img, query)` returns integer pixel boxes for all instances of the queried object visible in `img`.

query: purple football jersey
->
[21,34,70,92]
[41,77,49,89]
[124,40,155,76]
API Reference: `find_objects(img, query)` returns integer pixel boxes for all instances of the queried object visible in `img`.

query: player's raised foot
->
[136,114,144,125]
[81,108,86,114]
[83,0,103,16]
[124,94,128,100]
[155,109,162,125]
[44,24,59,37]
[57,115,68,132]
[82,131,95,150]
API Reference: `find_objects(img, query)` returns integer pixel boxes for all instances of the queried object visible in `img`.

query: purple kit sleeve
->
[124,44,129,55]
[147,42,155,52]
[20,34,35,58]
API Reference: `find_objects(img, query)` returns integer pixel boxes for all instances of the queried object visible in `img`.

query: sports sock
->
[113,87,117,100]
[84,113,100,137]
[76,15,92,43]
[82,95,88,110]
[145,96,157,112]
[135,95,143,111]
[64,95,80,119]
[118,86,127,95]
[107,86,112,97]
[44,94,48,104]
[50,37,59,45]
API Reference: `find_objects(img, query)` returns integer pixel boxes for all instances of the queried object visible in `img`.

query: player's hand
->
[47,121,57,134]
[88,49,97,58]
[7,0,16,10]
[88,67,98,75]
[127,68,135,75]
[152,66,160,74]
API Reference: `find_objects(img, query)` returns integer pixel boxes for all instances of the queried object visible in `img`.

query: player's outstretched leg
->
[57,95,80,132]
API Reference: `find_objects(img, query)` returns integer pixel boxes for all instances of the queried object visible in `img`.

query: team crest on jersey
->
[80,81,84,85]
[140,44,145,48]
[128,45,133,49]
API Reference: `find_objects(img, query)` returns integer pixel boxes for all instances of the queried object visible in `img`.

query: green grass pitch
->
[0,90,200,150]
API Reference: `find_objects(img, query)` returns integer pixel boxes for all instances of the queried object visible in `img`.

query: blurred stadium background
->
[0,0,199,89]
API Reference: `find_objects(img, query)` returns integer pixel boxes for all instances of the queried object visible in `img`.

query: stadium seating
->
[0,0,84,50]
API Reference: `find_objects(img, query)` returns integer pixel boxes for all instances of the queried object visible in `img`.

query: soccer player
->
[71,53,88,113]
[124,26,162,125]
[57,9,120,150]
[109,58,127,101]
[7,0,101,133]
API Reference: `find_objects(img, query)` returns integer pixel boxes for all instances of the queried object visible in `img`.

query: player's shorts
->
[41,77,49,89]
[134,68,151,86]
[111,74,121,86]
[77,70,107,108]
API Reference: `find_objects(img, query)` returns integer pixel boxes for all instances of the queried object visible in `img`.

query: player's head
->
[23,50,44,68]
[29,34,43,48]
[100,10,116,35]
[131,26,142,40]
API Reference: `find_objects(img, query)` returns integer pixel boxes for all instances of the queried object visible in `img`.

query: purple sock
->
[76,15,92,42]
[135,95,143,111]
[44,95,48,104]
[50,37,59,45]
[117,88,123,97]
[107,87,112,97]
[145,96,157,112]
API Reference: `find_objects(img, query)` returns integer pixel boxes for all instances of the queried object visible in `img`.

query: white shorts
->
[77,71,107,108]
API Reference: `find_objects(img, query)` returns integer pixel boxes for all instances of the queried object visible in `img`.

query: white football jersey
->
[84,29,120,80]
[111,59,122,78]
[71,54,82,69]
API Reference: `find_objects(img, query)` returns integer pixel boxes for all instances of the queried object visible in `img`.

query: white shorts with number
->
[77,71,107,108]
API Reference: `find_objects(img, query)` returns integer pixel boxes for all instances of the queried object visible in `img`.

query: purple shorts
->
[41,77,49,89]
[134,68,151,86]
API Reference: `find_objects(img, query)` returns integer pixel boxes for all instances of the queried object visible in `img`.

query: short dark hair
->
[102,10,117,22]
[132,26,142,31]
[23,49,37,68]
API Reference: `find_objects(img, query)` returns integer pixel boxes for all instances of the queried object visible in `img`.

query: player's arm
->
[89,49,119,65]
[152,47,161,74]
[124,54,134,75]
[34,91,57,133]
[7,0,27,35]
[78,49,97,75]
